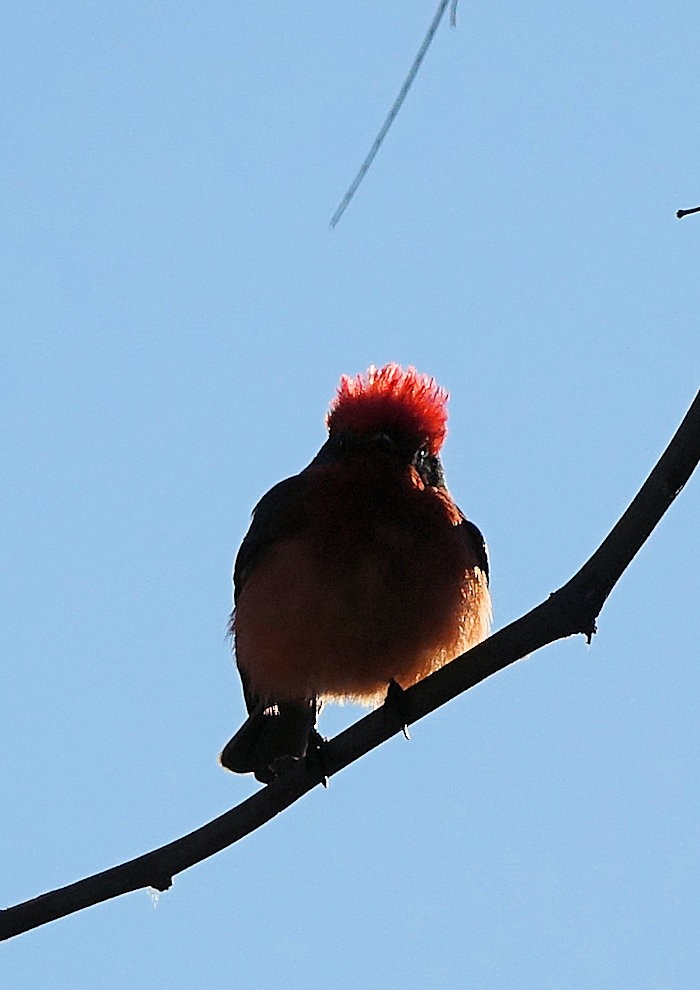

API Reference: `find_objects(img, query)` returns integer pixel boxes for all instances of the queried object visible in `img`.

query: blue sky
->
[2,2,698,986]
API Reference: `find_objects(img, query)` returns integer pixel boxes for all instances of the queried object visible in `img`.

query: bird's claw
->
[306,728,330,787]
[385,678,411,740]
[266,729,329,787]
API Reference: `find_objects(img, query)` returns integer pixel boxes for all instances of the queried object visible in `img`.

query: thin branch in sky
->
[1,389,698,942]
[330,0,458,228]
[676,205,700,219]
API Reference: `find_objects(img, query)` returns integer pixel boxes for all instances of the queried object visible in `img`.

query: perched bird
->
[220,364,491,782]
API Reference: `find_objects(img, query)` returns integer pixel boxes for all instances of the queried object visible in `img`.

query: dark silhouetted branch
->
[676,206,700,219]
[1,390,698,942]
[331,0,457,227]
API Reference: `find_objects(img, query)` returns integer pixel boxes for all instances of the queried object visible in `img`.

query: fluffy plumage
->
[220,364,490,783]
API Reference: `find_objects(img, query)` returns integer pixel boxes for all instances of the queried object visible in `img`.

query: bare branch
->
[330,1,456,228]
[676,206,700,219]
[1,390,698,942]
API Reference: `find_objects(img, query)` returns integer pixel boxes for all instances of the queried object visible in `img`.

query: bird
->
[219,363,491,783]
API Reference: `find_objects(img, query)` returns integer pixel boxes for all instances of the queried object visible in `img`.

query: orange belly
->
[234,470,490,705]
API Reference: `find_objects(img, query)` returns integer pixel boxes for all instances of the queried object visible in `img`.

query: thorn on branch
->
[150,875,173,893]
[547,579,601,644]
[585,621,597,646]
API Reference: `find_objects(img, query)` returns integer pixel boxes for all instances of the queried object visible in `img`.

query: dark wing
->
[230,470,310,717]
[456,512,489,585]
[222,471,318,783]
[233,474,309,604]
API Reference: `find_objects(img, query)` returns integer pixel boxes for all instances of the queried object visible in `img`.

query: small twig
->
[676,206,700,219]
[330,0,457,227]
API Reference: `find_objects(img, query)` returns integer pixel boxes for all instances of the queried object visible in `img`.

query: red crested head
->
[326,364,449,455]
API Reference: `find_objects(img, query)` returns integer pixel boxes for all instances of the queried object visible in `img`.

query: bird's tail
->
[219,698,320,784]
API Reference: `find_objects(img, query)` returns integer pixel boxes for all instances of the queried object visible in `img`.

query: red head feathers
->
[326,364,449,455]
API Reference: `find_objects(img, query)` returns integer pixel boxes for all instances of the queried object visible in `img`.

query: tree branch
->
[2,390,698,942]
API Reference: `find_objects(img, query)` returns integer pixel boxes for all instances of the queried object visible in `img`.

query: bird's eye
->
[416,445,429,461]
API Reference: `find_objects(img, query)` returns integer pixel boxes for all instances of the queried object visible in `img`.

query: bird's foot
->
[384,679,411,740]
[266,731,328,786]
[305,728,330,787]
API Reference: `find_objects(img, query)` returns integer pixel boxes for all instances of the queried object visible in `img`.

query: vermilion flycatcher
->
[220,364,491,782]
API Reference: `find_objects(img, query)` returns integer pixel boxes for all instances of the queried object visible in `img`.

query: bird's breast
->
[234,466,490,704]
